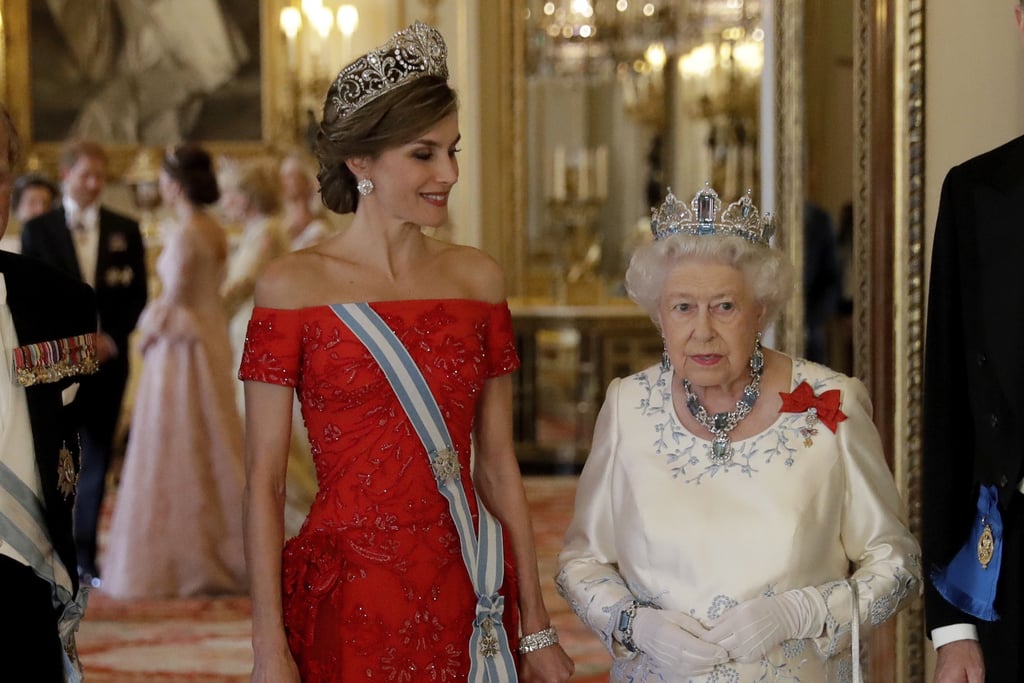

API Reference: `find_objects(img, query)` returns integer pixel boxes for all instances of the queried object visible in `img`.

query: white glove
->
[705,587,828,663]
[631,607,729,675]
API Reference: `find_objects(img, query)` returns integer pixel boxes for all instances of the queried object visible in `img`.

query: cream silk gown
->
[557,358,922,683]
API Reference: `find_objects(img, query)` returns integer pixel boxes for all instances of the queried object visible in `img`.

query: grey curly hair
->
[624,233,794,329]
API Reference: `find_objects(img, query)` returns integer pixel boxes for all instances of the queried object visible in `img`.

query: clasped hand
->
[632,589,826,670]
[631,607,728,675]
[704,588,827,663]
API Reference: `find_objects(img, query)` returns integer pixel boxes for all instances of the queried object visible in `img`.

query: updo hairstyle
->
[163,144,219,206]
[315,75,457,214]
[625,233,795,329]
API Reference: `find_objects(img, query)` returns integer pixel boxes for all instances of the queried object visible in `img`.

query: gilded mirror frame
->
[0,0,289,177]
[480,1,925,680]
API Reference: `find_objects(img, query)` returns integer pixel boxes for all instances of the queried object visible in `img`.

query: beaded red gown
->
[239,299,521,681]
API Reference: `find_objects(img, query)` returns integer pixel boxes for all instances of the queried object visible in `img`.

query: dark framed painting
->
[1,0,289,173]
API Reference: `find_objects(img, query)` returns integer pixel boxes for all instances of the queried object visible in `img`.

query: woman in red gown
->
[239,23,574,683]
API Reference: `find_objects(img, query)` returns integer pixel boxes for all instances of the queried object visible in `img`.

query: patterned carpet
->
[77,475,612,682]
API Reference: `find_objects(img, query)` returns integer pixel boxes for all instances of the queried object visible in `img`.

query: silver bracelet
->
[518,626,559,654]
[617,600,639,653]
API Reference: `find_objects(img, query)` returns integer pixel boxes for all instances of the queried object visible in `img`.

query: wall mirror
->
[480,0,927,680]
[519,1,768,307]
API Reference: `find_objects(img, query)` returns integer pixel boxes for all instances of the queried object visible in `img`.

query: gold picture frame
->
[0,0,291,176]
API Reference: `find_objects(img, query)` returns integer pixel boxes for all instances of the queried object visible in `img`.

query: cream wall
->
[408,1,484,250]
[925,2,1024,272]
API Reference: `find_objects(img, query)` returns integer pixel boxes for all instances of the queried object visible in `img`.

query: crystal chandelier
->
[525,0,764,126]
[525,0,680,79]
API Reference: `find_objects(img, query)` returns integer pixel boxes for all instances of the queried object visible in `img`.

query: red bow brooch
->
[779,381,847,447]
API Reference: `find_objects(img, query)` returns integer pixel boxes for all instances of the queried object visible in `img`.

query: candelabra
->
[618,41,668,129]
[278,1,360,144]
[546,146,609,301]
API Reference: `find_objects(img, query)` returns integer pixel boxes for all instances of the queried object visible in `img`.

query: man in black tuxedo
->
[923,4,1024,682]
[0,104,98,680]
[21,138,147,585]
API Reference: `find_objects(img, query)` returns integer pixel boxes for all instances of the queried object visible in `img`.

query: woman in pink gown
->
[240,23,574,683]
[103,144,247,598]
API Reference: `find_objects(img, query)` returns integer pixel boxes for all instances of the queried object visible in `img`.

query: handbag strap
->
[849,579,861,683]
[330,303,517,682]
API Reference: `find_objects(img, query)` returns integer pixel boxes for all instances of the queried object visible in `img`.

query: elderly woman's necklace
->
[682,338,765,465]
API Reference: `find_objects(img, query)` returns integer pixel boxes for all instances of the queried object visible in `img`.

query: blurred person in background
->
[0,173,59,253]
[219,159,289,376]
[218,160,313,534]
[101,144,247,599]
[13,173,59,225]
[279,149,332,250]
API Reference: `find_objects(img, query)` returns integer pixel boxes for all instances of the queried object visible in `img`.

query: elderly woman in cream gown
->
[557,186,921,683]
[220,160,314,537]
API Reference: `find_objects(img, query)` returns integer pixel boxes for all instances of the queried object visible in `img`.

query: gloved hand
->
[705,587,828,663]
[631,607,729,675]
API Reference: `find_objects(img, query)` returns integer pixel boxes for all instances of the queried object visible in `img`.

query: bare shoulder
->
[430,240,507,303]
[253,250,325,309]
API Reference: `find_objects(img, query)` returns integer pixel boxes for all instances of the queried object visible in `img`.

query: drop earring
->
[357,177,375,196]
[750,332,764,375]
[661,339,671,371]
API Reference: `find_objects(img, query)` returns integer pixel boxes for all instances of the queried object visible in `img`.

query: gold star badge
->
[57,443,78,499]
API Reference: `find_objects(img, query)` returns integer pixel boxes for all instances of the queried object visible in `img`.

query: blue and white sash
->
[330,303,517,682]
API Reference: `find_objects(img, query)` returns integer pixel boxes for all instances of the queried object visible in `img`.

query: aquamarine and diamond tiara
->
[651,184,775,246]
[330,21,449,118]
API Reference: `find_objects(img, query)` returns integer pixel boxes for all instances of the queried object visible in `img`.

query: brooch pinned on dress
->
[430,446,461,484]
[778,381,847,447]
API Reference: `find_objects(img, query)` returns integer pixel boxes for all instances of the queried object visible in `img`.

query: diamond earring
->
[357,177,374,196]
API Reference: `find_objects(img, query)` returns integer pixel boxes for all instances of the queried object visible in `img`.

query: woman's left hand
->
[519,643,575,683]
[705,587,827,663]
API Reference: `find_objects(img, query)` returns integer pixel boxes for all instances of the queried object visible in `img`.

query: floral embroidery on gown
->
[557,359,922,683]
[238,299,521,681]
[103,223,247,599]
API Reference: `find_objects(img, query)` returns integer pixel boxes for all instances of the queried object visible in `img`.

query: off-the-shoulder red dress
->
[239,299,521,681]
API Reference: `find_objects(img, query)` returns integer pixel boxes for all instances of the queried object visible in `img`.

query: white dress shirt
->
[63,197,99,288]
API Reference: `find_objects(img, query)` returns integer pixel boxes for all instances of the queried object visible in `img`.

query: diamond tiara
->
[329,21,449,118]
[650,184,775,246]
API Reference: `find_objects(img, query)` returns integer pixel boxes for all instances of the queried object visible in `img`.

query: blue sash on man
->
[931,484,1003,621]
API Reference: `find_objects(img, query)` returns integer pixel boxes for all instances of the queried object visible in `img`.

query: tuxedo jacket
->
[20,206,147,353]
[923,135,1024,638]
[0,251,98,595]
